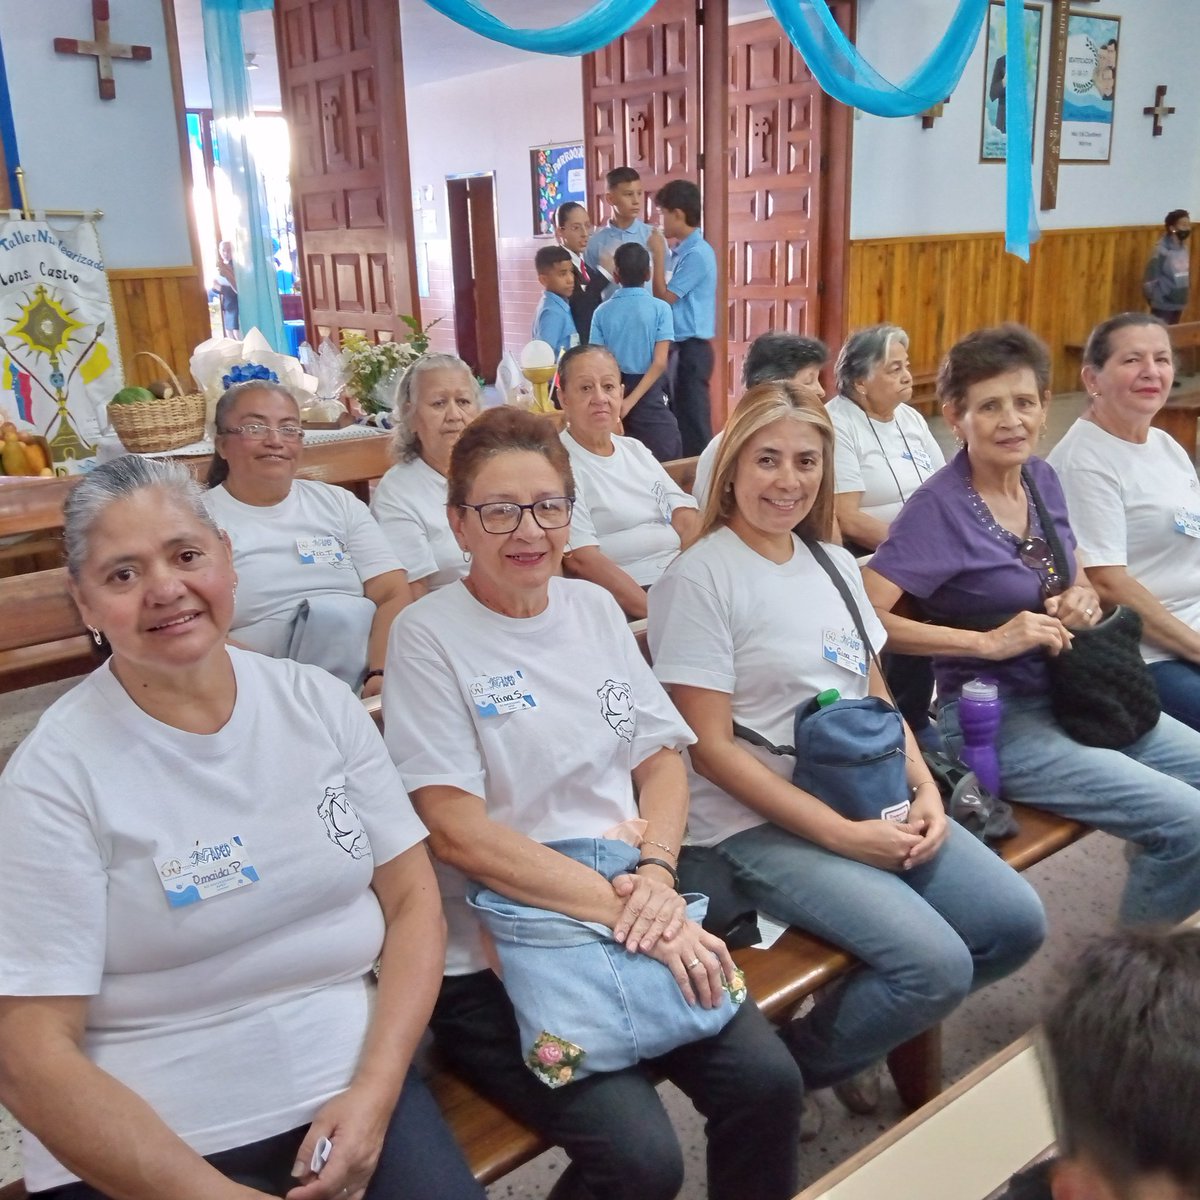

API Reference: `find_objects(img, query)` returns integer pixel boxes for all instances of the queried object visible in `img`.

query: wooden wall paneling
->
[108,267,211,387]
[847,225,1193,394]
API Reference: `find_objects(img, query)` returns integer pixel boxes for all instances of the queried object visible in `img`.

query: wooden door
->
[583,0,701,224]
[275,0,419,346]
[447,174,502,382]
[726,19,825,404]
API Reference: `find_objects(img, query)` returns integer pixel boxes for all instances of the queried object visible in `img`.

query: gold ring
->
[686,957,702,970]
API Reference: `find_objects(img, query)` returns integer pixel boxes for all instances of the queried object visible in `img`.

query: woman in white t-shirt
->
[203,381,412,696]
[558,344,699,619]
[827,324,945,555]
[370,354,481,595]
[0,457,481,1200]
[648,385,1045,1112]
[384,405,804,1200]
[1048,313,1200,732]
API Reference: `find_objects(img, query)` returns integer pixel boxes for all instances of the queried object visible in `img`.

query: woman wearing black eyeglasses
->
[863,324,1200,927]
[382,405,804,1200]
[204,381,413,696]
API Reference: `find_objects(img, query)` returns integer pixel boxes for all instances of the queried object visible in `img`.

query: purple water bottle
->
[958,679,1003,797]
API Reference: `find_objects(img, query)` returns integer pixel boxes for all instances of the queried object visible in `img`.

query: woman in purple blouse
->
[863,324,1200,926]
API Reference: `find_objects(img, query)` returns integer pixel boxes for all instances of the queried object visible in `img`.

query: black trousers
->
[620,372,682,462]
[431,969,803,1200]
[668,337,715,457]
[33,1067,483,1200]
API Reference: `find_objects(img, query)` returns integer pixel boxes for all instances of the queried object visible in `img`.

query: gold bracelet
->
[640,838,678,860]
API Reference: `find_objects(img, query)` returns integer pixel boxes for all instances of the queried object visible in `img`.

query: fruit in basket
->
[148,379,178,400]
[110,385,156,406]
[18,437,48,473]
[2,432,30,476]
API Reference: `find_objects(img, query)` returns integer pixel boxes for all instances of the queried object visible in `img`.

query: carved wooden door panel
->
[275,0,418,346]
[726,18,824,398]
[583,0,700,224]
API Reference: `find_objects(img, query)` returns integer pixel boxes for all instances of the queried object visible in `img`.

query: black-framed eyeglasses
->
[218,422,305,442]
[1017,537,1065,598]
[459,497,574,534]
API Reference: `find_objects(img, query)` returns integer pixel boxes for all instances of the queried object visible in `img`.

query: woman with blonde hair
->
[649,382,1045,1109]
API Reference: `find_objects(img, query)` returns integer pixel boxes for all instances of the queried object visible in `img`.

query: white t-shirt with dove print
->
[385,576,695,975]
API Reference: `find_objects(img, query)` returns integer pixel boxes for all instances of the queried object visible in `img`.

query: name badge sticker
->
[904,446,934,473]
[822,627,868,677]
[652,480,673,523]
[296,535,344,565]
[469,670,537,717]
[1173,509,1200,539]
[155,835,259,909]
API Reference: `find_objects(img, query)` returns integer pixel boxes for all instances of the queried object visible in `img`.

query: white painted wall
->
[405,56,585,241]
[850,0,1200,238]
[0,0,192,268]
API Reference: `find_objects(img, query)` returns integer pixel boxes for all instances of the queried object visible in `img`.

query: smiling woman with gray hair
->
[371,353,482,595]
[827,324,945,556]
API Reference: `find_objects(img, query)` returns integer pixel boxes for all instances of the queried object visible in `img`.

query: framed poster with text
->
[531,143,586,236]
[1060,11,1120,162]
[981,1,1043,162]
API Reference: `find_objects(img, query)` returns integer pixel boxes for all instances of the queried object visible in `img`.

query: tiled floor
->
[0,387,1167,1194]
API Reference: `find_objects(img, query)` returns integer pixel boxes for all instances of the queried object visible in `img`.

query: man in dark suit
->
[556,201,608,344]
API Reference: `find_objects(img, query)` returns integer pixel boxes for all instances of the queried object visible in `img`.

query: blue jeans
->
[715,820,1045,1089]
[1149,658,1200,733]
[940,695,1200,925]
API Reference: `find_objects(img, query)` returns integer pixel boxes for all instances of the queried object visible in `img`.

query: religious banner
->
[0,217,120,471]
[1060,11,1119,163]
[530,143,586,236]
[980,2,1043,163]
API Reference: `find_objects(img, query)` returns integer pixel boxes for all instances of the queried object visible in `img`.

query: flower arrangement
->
[341,315,441,416]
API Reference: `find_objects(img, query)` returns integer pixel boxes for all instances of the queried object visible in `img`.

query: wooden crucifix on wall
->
[1143,85,1176,136]
[54,0,151,102]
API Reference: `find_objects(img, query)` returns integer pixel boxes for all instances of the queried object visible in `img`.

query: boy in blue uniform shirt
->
[531,245,578,359]
[586,167,653,297]
[651,178,717,457]
[590,243,680,462]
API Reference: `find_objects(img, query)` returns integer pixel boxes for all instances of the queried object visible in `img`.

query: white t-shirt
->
[384,577,695,975]
[692,432,722,513]
[1047,420,1200,663]
[370,455,464,591]
[826,394,945,525]
[561,430,699,585]
[648,526,887,847]
[0,650,426,1190]
[205,479,402,656]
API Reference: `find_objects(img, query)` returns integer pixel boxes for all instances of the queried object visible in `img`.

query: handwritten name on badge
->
[1173,509,1200,540]
[296,535,344,564]
[469,670,538,717]
[155,835,259,908]
[822,628,868,677]
[903,446,934,473]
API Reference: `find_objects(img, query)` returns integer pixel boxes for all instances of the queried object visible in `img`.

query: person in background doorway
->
[590,242,681,462]
[556,201,607,343]
[650,179,718,457]
[212,240,239,339]
[585,167,653,297]
[532,246,578,360]
[1143,210,1191,326]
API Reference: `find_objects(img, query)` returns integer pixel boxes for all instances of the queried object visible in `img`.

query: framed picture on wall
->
[530,143,586,237]
[980,1,1043,162]
[1059,11,1120,162]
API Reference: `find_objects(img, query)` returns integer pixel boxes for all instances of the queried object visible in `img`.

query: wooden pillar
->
[701,0,728,413]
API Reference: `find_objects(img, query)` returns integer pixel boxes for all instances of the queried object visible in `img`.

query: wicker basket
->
[108,352,207,453]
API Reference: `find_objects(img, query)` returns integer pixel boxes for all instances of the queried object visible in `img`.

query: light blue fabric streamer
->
[421,0,655,55]
[763,0,987,115]
[1002,0,1039,261]
[201,0,286,351]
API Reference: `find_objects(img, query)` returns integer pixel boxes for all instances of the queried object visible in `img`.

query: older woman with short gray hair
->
[827,324,944,556]
[371,353,482,594]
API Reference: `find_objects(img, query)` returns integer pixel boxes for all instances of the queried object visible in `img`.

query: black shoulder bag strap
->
[730,538,887,756]
[1020,466,1071,585]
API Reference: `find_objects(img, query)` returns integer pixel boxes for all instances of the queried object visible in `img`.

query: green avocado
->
[110,386,157,406]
